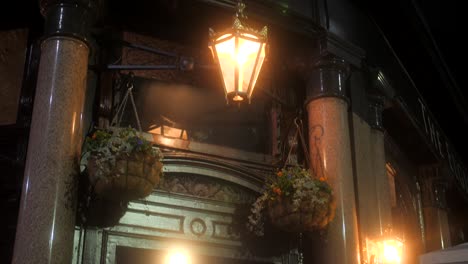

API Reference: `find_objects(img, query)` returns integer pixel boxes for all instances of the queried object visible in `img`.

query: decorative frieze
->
[160,173,256,204]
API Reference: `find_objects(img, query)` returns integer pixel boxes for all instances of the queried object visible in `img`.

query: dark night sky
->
[358,0,468,164]
[405,1,468,162]
[419,0,466,91]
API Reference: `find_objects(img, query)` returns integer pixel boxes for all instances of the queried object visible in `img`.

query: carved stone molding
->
[159,173,256,204]
[160,151,274,190]
[190,218,207,237]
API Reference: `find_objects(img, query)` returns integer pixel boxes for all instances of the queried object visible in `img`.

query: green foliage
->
[267,166,332,200]
[81,127,163,177]
[247,165,333,236]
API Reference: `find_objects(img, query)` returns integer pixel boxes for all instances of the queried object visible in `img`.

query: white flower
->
[246,166,332,236]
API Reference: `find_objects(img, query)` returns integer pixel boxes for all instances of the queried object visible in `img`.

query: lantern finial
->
[236,1,247,19]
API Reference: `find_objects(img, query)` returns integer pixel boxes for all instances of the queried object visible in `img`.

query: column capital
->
[39,0,100,45]
[368,95,385,131]
[369,68,396,100]
[305,55,349,104]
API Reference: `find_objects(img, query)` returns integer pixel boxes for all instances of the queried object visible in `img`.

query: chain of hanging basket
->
[276,117,329,264]
[281,117,310,264]
[84,73,163,202]
[283,117,310,169]
[111,73,142,132]
[79,73,164,227]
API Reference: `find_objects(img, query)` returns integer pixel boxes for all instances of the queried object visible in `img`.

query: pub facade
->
[1,0,467,263]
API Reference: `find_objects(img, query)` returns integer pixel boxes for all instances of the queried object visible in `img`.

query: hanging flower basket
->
[82,127,163,201]
[267,188,335,232]
[87,151,162,201]
[247,166,335,236]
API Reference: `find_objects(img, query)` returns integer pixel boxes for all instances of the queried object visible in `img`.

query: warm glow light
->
[209,13,267,104]
[233,95,243,101]
[213,33,265,101]
[165,249,191,264]
[366,237,404,264]
[383,242,400,262]
[148,125,188,140]
[167,252,188,264]
[214,34,236,94]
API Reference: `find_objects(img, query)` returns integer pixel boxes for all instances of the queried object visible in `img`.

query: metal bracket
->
[105,39,195,71]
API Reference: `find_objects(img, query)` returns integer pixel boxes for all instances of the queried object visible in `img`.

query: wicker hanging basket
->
[267,190,335,232]
[87,151,163,201]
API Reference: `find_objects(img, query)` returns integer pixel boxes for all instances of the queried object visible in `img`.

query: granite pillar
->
[368,96,393,235]
[306,56,359,264]
[12,2,92,263]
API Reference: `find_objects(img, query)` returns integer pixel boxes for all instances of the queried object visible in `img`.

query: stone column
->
[306,55,359,264]
[12,1,94,263]
[368,95,393,235]
[351,107,379,250]
[419,167,451,251]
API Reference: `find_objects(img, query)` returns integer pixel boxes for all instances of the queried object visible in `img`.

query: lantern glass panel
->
[214,34,236,94]
[248,42,266,97]
[237,34,262,94]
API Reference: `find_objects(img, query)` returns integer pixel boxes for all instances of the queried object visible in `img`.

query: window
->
[118,77,271,154]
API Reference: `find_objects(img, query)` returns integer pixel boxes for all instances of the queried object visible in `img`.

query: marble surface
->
[352,114,381,239]
[370,129,393,235]
[12,36,89,264]
[307,97,359,264]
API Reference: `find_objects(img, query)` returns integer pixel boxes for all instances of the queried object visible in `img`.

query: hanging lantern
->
[209,1,267,104]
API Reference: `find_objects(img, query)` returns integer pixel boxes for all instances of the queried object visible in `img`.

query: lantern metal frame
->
[208,1,268,104]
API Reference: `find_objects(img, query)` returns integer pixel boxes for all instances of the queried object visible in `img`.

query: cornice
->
[319,32,366,68]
